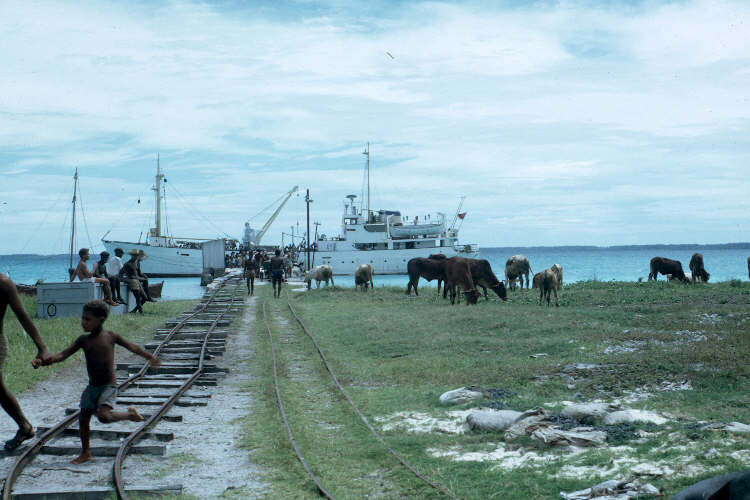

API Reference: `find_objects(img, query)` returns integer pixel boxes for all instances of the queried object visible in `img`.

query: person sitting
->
[136,250,155,302]
[119,250,147,313]
[106,248,125,303]
[94,251,125,304]
[70,248,118,306]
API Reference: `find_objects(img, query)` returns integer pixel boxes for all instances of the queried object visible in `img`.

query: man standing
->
[0,275,50,450]
[270,249,285,298]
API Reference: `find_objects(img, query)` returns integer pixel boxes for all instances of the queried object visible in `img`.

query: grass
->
[241,280,749,498]
[3,295,198,395]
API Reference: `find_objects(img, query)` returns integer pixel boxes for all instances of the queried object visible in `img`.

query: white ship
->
[313,144,478,275]
[102,159,208,277]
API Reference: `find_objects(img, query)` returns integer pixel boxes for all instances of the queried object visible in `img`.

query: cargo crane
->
[243,185,299,247]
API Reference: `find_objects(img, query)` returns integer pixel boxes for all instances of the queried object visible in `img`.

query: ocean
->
[3,244,749,297]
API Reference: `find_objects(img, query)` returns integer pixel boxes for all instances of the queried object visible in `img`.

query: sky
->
[1,0,749,254]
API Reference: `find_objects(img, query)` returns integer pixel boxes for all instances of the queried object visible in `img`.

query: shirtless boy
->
[0,275,50,450]
[70,248,118,306]
[270,249,285,298]
[244,252,256,296]
[35,300,161,464]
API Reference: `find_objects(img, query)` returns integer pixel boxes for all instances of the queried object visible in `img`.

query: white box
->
[37,282,126,319]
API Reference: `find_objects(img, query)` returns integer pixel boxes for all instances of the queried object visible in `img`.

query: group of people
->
[70,247,157,314]
[241,248,295,298]
[0,275,160,463]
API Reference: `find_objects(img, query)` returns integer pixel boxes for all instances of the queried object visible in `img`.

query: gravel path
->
[0,293,267,498]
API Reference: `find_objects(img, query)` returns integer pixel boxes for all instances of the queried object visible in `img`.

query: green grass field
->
[2,295,198,395]
[241,280,750,499]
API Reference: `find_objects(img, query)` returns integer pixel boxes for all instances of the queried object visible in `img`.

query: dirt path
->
[0,293,267,498]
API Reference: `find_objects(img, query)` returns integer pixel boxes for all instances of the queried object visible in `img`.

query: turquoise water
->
[4,244,749,296]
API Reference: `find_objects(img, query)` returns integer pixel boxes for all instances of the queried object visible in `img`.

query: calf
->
[354,264,374,291]
[406,257,447,296]
[444,257,480,305]
[648,257,686,282]
[689,253,710,283]
[538,269,559,307]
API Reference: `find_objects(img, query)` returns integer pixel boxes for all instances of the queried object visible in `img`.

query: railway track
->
[261,293,460,499]
[2,274,244,499]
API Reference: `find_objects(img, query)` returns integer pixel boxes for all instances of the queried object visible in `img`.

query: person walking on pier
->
[0,275,51,450]
[244,252,256,296]
[270,249,285,298]
[35,300,161,464]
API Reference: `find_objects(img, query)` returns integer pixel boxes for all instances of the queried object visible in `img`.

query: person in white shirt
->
[106,248,125,304]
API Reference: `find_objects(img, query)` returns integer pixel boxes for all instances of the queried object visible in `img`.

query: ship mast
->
[363,142,370,220]
[153,155,164,238]
[68,168,79,271]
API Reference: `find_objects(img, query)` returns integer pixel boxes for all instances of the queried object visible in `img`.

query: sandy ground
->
[0,292,267,498]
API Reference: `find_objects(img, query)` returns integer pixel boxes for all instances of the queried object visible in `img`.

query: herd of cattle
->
[302,253,750,306]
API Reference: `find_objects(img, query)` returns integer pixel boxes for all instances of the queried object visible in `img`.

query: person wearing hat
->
[136,250,155,302]
[94,251,125,304]
[119,250,146,313]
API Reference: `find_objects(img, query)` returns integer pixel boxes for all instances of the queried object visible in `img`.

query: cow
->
[305,265,334,289]
[550,264,563,290]
[532,271,543,290]
[688,253,710,283]
[466,259,507,301]
[538,269,559,307]
[406,256,447,296]
[648,257,686,282]
[354,264,374,291]
[444,257,480,305]
[505,255,532,290]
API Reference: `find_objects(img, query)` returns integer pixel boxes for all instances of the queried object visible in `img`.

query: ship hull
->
[102,240,203,277]
[311,246,478,275]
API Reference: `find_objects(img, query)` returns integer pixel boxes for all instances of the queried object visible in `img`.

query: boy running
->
[35,300,161,464]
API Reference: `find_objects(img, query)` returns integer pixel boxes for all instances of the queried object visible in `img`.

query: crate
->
[37,282,126,319]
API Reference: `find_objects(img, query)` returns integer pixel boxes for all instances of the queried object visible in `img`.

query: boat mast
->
[363,142,370,220]
[68,168,78,271]
[153,154,164,238]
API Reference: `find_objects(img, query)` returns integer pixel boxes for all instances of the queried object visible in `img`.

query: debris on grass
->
[560,476,660,499]
[467,409,522,432]
[439,387,483,405]
[375,410,471,434]
[602,409,668,425]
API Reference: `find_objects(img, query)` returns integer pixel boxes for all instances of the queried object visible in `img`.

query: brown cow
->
[538,269,559,307]
[505,255,532,290]
[468,259,507,301]
[648,257,686,282]
[444,257,480,305]
[689,253,710,283]
[406,256,447,296]
[354,264,374,291]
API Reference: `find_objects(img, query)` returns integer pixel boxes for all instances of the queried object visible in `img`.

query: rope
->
[166,184,232,238]
[285,292,461,499]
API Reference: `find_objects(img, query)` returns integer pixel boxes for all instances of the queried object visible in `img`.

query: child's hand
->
[31,357,42,369]
[149,357,162,368]
[32,350,51,369]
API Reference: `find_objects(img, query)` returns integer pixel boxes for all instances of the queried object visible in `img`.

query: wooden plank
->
[11,484,182,500]
[64,408,182,422]
[40,444,165,456]
[36,427,174,442]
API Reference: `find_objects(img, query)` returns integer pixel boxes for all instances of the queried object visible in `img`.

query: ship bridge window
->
[344,218,357,225]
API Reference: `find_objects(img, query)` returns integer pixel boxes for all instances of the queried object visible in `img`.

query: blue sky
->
[1,0,749,254]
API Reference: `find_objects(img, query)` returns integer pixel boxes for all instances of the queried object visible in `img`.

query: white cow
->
[305,265,334,289]
[354,264,374,291]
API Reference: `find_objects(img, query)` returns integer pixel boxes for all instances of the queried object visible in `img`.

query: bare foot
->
[127,406,144,422]
[71,451,92,464]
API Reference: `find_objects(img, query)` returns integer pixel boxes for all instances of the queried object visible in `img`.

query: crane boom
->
[254,185,299,245]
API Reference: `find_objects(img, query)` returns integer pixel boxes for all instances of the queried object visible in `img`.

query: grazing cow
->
[444,257,480,305]
[354,264,374,291]
[550,264,563,290]
[305,265,334,289]
[689,253,710,283]
[538,269,559,307]
[406,256,447,296]
[466,259,507,301]
[505,255,532,290]
[648,257,686,282]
